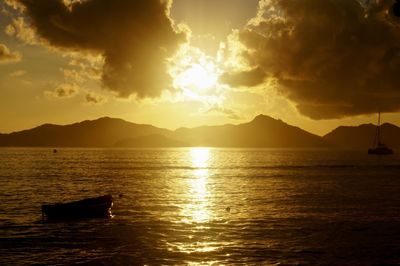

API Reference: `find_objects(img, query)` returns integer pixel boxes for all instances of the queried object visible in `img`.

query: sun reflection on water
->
[181,148,212,224]
[176,148,219,255]
[190,147,210,168]
[189,168,210,223]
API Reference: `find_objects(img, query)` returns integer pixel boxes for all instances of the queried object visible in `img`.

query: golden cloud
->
[84,92,107,105]
[45,83,79,99]
[17,0,187,98]
[222,0,400,119]
[0,43,22,64]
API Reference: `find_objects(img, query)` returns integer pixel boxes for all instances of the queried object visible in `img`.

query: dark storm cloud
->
[223,0,400,119]
[17,0,186,98]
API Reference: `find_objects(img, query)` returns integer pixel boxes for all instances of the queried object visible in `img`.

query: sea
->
[0,148,400,265]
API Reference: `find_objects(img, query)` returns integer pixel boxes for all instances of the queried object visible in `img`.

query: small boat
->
[42,195,113,220]
[368,112,394,155]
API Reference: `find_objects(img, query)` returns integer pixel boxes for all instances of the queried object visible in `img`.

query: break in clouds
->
[15,0,186,98]
[223,0,400,119]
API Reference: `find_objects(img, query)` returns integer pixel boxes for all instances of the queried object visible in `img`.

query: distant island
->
[0,115,399,148]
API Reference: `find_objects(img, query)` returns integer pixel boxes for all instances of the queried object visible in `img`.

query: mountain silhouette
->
[0,117,169,147]
[1,115,399,148]
[174,114,326,147]
[323,123,400,148]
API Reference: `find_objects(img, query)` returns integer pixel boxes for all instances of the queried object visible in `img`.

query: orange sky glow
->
[1,0,400,135]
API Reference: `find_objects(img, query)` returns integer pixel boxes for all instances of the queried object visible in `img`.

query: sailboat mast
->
[378,112,381,127]
[368,111,393,154]
[377,112,381,145]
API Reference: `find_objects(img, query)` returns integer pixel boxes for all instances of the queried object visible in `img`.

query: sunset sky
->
[1,0,400,135]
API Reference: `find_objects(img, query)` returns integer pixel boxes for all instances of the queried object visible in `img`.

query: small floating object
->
[41,195,113,220]
[226,206,231,212]
[53,149,58,153]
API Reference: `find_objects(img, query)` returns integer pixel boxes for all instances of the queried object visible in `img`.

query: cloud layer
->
[0,43,21,64]
[45,83,79,99]
[85,92,107,105]
[223,0,400,119]
[17,0,186,98]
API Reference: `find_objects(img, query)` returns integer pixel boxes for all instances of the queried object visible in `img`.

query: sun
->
[174,61,219,93]
[170,45,223,99]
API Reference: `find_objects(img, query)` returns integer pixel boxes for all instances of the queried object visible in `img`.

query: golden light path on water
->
[176,147,221,256]
[187,148,211,223]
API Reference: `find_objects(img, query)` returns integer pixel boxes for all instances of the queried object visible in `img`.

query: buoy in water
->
[226,206,231,212]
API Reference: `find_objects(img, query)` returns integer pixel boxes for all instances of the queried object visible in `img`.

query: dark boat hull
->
[42,195,113,220]
[368,147,394,155]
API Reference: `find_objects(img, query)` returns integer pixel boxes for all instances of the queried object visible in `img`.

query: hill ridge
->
[1,115,399,148]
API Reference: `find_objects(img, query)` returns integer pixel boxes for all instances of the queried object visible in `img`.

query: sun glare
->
[170,46,223,103]
[190,147,210,168]
[175,63,219,92]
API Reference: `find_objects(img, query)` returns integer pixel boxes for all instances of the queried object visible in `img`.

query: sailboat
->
[368,112,394,155]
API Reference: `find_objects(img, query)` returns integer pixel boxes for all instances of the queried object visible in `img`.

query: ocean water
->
[1,148,400,265]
